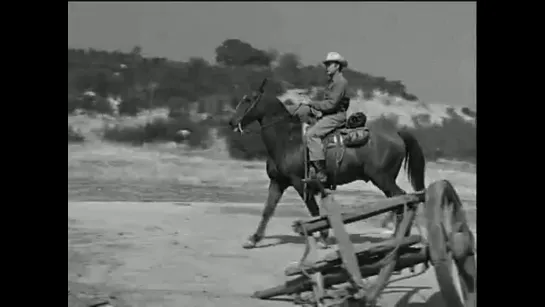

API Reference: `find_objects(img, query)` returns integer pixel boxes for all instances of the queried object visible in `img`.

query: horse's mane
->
[276,90,313,116]
[257,92,309,147]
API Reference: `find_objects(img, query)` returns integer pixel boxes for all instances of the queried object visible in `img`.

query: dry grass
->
[69,141,476,199]
[68,140,476,230]
[68,141,267,188]
[68,108,171,141]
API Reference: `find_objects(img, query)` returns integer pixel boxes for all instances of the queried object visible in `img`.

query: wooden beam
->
[293,192,424,235]
[284,235,422,276]
[252,248,428,300]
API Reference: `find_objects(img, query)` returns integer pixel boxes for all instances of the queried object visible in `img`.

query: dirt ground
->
[68,143,476,307]
[68,200,475,307]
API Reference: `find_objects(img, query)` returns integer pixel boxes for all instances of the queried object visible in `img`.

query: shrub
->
[91,96,115,115]
[76,96,115,115]
[461,107,477,118]
[407,110,476,162]
[68,126,85,143]
[68,96,82,114]
[103,115,211,148]
[118,96,148,116]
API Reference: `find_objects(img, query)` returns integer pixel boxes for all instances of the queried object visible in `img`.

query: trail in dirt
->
[68,182,476,231]
[68,201,468,307]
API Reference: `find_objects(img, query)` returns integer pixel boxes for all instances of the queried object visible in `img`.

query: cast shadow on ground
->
[256,234,387,249]
[383,287,445,307]
[265,287,445,307]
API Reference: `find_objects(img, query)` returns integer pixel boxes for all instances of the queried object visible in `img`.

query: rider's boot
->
[311,160,328,183]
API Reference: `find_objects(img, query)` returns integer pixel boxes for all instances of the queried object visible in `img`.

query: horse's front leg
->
[242,179,288,249]
[291,177,330,249]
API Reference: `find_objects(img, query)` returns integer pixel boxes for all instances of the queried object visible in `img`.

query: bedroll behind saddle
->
[325,112,370,148]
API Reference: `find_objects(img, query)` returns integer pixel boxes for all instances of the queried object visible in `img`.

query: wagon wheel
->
[363,204,417,305]
[425,180,477,307]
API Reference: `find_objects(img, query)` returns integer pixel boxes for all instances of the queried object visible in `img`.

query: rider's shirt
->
[309,73,349,115]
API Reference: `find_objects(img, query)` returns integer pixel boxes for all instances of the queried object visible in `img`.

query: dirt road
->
[68,200,470,307]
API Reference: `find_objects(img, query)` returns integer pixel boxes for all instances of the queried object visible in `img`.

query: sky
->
[68,2,476,106]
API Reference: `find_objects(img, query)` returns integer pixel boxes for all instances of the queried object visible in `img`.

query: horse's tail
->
[398,130,426,192]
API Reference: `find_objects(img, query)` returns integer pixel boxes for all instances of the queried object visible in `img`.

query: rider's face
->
[325,62,340,76]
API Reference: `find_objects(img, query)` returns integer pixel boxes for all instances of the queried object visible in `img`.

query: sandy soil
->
[68,143,476,307]
[68,201,473,307]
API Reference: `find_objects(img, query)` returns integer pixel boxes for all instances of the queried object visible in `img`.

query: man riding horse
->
[303,52,351,183]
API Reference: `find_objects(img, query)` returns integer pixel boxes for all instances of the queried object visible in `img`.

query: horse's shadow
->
[257,233,388,249]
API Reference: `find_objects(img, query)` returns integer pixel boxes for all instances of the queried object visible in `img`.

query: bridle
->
[233,92,262,134]
[233,78,311,135]
[233,78,284,134]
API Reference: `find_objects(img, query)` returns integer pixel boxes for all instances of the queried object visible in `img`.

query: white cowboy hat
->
[322,52,348,68]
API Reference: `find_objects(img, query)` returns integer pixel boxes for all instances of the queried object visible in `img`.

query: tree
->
[214,39,272,67]
[275,53,303,88]
[266,48,279,65]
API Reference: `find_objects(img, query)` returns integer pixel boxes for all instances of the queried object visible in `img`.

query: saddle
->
[322,112,371,149]
[302,112,370,193]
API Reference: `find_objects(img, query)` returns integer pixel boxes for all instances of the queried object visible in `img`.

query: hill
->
[68,39,476,163]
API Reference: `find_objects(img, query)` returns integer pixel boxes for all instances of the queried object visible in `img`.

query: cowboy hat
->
[322,52,348,68]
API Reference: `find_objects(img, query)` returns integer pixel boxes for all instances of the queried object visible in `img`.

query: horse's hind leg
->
[377,160,406,230]
[242,179,289,249]
[370,174,407,231]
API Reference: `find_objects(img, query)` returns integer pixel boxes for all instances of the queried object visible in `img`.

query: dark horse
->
[228,85,426,249]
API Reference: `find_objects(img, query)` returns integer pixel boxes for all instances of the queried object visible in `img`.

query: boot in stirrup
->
[311,160,328,183]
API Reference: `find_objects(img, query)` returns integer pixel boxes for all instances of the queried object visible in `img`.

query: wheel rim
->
[446,198,470,303]
[449,252,465,303]
[426,180,476,307]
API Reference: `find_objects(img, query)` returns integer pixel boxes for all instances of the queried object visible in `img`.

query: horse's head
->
[228,78,268,134]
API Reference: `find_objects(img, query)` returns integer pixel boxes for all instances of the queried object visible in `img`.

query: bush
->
[68,96,82,114]
[407,110,476,163]
[77,96,115,115]
[91,96,115,115]
[68,126,85,143]
[118,96,148,116]
[103,115,211,148]
[461,107,477,118]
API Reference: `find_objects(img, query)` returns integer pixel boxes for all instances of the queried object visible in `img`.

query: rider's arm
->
[310,78,348,113]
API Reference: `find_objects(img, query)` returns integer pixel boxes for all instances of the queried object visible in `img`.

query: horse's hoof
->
[242,238,258,249]
[242,235,261,249]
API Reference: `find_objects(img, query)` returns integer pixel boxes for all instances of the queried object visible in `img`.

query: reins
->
[236,99,307,135]
[234,77,312,135]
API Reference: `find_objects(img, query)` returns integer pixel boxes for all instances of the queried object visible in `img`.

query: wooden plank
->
[320,247,427,290]
[293,192,424,235]
[284,235,422,276]
[252,248,428,299]
[319,193,366,291]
